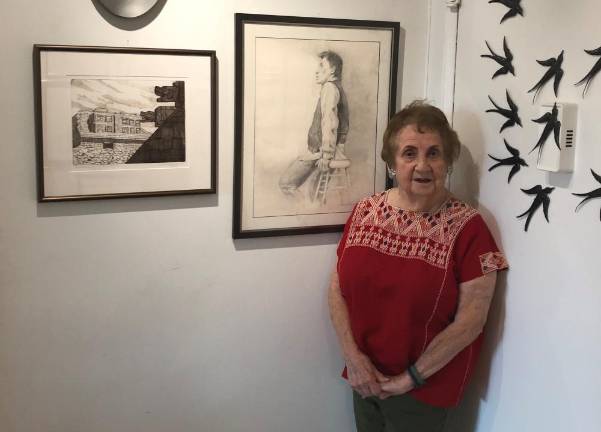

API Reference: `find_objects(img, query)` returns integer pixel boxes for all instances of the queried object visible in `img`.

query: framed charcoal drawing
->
[233,13,399,238]
[34,45,216,201]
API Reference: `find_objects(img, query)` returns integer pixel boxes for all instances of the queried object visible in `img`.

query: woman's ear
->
[387,165,396,178]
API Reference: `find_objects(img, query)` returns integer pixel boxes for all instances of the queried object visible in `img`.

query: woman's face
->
[393,124,448,199]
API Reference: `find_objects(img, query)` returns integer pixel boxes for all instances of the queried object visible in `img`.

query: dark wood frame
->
[233,13,399,238]
[34,44,218,202]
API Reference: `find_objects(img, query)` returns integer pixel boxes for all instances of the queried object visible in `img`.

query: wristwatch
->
[408,364,426,388]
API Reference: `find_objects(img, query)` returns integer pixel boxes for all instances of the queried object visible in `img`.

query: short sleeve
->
[453,214,509,283]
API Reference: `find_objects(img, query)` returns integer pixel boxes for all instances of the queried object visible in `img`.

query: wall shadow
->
[445,270,507,432]
[37,193,218,217]
[444,113,507,431]
[395,26,407,111]
[451,143,481,206]
[233,231,341,251]
[547,170,573,189]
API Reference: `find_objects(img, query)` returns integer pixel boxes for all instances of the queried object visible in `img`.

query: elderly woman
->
[329,101,508,432]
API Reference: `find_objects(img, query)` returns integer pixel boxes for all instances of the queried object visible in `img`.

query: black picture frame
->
[34,44,217,201]
[233,13,399,238]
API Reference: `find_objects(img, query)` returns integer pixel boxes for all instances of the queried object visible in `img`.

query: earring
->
[447,165,454,176]
[387,166,396,178]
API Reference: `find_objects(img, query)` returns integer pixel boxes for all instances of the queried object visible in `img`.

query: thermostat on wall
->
[536,102,577,172]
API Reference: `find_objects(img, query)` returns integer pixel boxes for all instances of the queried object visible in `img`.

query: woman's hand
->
[378,372,414,400]
[328,270,389,398]
[345,351,389,398]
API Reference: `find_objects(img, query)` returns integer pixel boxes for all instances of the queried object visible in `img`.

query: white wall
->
[0,1,430,431]
[447,1,601,431]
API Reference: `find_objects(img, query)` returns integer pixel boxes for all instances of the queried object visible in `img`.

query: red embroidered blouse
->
[337,191,508,407]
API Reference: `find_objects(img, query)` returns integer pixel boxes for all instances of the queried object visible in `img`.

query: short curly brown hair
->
[381,100,461,167]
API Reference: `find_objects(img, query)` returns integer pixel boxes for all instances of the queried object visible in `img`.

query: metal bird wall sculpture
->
[575,46,601,97]
[481,37,515,79]
[528,50,564,103]
[572,169,601,221]
[517,185,555,232]
[488,139,528,183]
[488,0,524,24]
[486,90,522,133]
[530,103,561,157]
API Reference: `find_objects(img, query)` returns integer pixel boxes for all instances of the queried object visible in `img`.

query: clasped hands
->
[316,156,331,172]
[346,351,413,399]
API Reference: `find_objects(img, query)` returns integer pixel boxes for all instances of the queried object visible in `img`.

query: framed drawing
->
[34,45,216,201]
[233,13,399,238]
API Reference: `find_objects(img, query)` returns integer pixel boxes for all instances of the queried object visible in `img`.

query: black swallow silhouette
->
[517,185,555,232]
[486,90,522,133]
[488,139,528,183]
[481,37,515,79]
[530,103,561,156]
[572,169,601,221]
[528,50,564,102]
[488,0,524,24]
[575,46,601,97]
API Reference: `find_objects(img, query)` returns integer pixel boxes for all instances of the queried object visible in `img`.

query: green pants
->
[353,391,449,432]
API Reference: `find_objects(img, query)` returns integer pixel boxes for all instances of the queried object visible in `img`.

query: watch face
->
[97,0,160,18]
